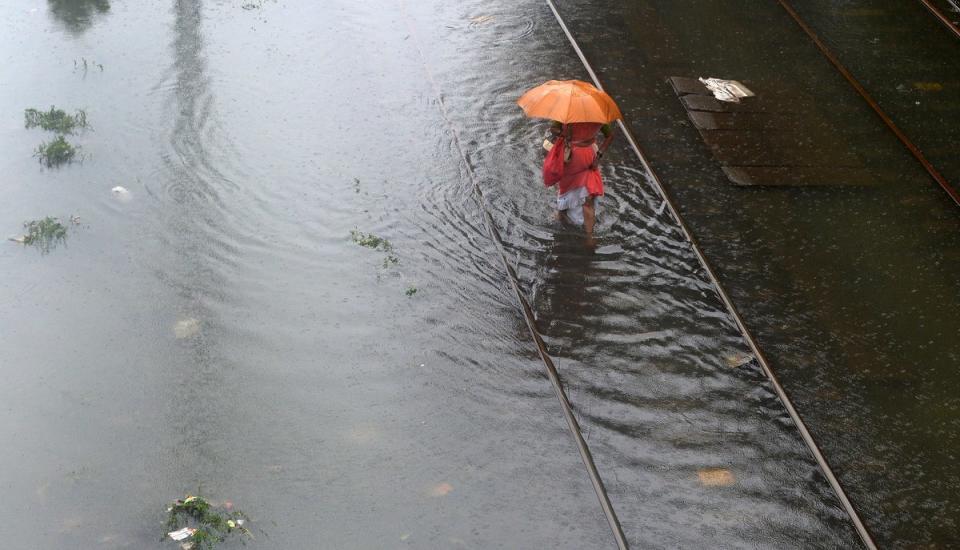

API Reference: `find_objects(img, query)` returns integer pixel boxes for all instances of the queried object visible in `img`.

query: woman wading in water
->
[517,79,622,246]
[546,121,614,246]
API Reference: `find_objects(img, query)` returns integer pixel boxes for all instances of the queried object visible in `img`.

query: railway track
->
[775,0,960,207]
[918,0,960,39]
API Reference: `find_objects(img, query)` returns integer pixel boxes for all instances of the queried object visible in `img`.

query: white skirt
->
[555,186,598,226]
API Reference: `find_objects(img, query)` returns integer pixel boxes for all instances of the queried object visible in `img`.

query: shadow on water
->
[533,231,596,329]
[47,0,110,34]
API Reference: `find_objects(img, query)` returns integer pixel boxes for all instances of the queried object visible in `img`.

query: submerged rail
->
[917,0,960,40]
[775,0,960,208]
[398,2,630,548]
[543,0,880,548]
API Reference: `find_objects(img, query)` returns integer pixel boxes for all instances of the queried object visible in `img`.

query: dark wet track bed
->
[553,0,960,546]
[0,0,937,548]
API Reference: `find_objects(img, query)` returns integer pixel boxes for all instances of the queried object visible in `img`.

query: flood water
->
[554,0,960,546]
[0,0,934,548]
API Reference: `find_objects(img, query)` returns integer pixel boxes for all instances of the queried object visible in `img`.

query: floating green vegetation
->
[405,286,418,297]
[350,230,393,253]
[165,495,250,550]
[12,217,68,254]
[34,135,80,167]
[73,57,104,73]
[241,0,272,9]
[48,0,110,35]
[382,254,399,268]
[351,230,399,268]
[24,106,89,134]
[352,229,404,277]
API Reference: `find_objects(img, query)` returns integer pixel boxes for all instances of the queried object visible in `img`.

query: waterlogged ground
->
[0,1,862,548]
[555,0,960,546]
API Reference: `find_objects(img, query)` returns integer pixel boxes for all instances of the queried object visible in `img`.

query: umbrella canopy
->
[517,79,622,124]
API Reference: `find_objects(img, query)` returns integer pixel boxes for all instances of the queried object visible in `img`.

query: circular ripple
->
[465,13,536,42]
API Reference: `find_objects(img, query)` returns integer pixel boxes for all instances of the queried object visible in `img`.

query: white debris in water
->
[111,186,132,202]
[168,527,196,541]
[173,318,201,339]
[699,78,755,103]
[8,235,26,244]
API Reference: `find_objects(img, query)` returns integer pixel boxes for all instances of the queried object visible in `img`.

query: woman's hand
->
[589,152,603,170]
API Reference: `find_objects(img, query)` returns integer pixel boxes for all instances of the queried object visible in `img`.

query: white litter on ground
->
[173,318,201,339]
[111,186,132,202]
[168,527,196,541]
[699,78,755,103]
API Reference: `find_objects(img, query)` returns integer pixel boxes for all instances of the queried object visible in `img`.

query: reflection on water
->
[47,0,110,34]
[159,0,240,489]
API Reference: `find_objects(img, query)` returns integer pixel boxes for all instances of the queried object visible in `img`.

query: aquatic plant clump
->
[241,0,274,9]
[35,135,79,167]
[165,495,250,550]
[15,217,68,253]
[351,230,400,269]
[24,217,67,243]
[350,230,393,252]
[24,106,89,134]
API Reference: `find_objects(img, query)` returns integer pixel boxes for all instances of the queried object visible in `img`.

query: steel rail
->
[917,0,960,40]
[398,2,630,548]
[775,0,960,207]
[543,0,880,548]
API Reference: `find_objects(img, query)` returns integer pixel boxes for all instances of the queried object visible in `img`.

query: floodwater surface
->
[1,0,865,548]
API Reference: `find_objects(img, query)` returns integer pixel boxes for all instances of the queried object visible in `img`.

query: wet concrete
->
[554,0,960,546]
[0,0,884,547]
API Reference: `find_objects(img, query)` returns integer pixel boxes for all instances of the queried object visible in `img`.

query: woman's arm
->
[591,125,617,169]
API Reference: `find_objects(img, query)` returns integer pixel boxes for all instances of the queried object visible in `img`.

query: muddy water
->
[1,1,860,548]
[552,0,960,546]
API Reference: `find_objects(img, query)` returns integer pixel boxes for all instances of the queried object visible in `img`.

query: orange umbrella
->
[517,80,622,124]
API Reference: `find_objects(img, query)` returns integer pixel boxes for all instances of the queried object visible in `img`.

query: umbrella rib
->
[580,93,592,123]
[543,91,563,121]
